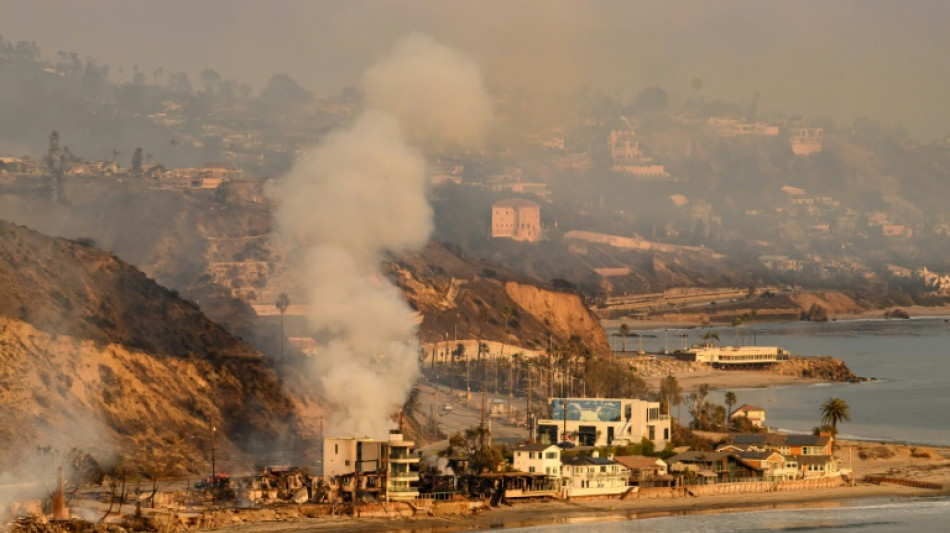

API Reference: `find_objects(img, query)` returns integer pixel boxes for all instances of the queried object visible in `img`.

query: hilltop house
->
[491,199,542,242]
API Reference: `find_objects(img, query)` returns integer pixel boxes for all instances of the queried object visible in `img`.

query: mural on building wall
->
[550,399,621,422]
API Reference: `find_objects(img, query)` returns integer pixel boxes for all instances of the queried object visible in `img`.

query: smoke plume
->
[270,34,491,438]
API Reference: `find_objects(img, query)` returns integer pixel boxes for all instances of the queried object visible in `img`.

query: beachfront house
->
[797,455,840,478]
[512,444,561,478]
[719,433,839,480]
[613,455,671,487]
[536,397,671,448]
[733,450,801,481]
[667,450,760,485]
[560,452,631,498]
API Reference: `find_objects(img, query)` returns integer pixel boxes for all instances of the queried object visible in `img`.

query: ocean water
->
[492,318,950,532]
[629,317,950,445]
[488,496,950,533]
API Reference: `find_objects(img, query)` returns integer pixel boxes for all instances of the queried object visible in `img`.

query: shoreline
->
[213,485,949,533]
[600,303,950,331]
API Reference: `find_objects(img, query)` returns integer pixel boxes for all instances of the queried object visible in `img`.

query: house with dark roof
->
[717,433,839,480]
[666,450,760,484]
[560,453,630,497]
[613,455,670,487]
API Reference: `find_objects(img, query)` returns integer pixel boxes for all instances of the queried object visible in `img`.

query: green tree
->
[819,397,851,438]
[130,147,143,176]
[634,85,669,111]
[275,293,290,359]
[618,323,630,353]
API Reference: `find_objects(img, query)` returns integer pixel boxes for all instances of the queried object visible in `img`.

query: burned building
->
[322,432,420,502]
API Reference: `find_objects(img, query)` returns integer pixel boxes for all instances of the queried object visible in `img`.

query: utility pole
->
[526,366,533,442]
[210,419,217,506]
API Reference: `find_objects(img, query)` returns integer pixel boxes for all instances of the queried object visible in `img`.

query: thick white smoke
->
[363,33,493,151]
[271,34,491,438]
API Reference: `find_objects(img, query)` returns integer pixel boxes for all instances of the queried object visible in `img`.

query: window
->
[648,425,655,440]
[345,460,350,467]
[529,466,536,473]
[647,407,659,421]
[664,428,669,440]
[334,444,339,454]
[546,452,557,459]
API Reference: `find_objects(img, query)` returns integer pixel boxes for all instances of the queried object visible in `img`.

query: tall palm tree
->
[820,397,851,437]
[399,386,421,433]
[619,323,630,353]
[275,293,290,359]
[724,391,737,421]
[701,332,719,346]
[660,374,683,420]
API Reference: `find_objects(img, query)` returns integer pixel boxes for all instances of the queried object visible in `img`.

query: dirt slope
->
[0,220,311,474]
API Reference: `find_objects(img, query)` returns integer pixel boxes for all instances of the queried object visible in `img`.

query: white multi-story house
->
[322,432,420,502]
[560,452,631,498]
[536,397,671,448]
[512,443,561,478]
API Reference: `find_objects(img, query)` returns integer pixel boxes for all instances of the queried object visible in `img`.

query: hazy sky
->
[2,0,949,139]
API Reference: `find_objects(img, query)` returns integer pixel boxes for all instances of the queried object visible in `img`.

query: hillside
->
[389,242,610,355]
[0,219,314,476]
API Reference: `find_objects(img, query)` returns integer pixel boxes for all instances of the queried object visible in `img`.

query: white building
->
[536,397,671,448]
[679,345,789,366]
[512,444,561,478]
[560,452,631,498]
[322,433,419,502]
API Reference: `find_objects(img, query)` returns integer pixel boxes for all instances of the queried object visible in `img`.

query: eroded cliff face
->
[504,281,609,353]
[388,242,610,355]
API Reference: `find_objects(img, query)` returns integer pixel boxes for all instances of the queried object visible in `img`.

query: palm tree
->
[660,374,683,421]
[820,397,851,438]
[399,386,421,433]
[724,391,737,422]
[701,332,719,346]
[619,323,630,353]
[275,293,290,359]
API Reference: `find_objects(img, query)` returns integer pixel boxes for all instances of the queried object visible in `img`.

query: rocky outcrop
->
[771,356,866,382]
[883,308,910,319]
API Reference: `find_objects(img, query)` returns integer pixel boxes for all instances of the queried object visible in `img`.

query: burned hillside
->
[0,219,314,474]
